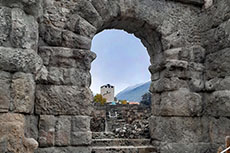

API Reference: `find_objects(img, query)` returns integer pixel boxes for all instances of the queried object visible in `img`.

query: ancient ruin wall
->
[0,0,230,153]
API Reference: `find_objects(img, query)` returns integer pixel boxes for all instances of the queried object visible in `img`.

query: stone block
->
[91,0,120,24]
[189,78,205,92]
[161,31,186,51]
[24,115,38,140]
[72,116,91,132]
[39,23,63,46]
[160,143,215,153]
[209,117,230,144]
[0,47,43,73]
[164,48,182,60]
[187,62,205,79]
[73,0,103,28]
[66,14,96,38]
[0,71,11,112]
[0,7,11,47]
[205,77,230,91]
[165,59,188,70]
[150,77,188,93]
[152,88,202,116]
[149,116,210,143]
[10,8,38,50]
[12,72,35,113]
[62,30,92,49]
[38,47,96,69]
[71,132,92,146]
[38,115,56,147]
[46,67,91,86]
[205,90,230,117]
[0,113,38,153]
[55,116,71,146]
[35,147,92,153]
[179,46,205,63]
[35,85,93,115]
[162,68,187,79]
[205,48,230,79]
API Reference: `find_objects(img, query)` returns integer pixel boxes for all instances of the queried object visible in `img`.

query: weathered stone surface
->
[72,116,91,132]
[71,131,92,146]
[202,24,230,54]
[189,78,204,92]
[206,48,230,79]
[205,77,230,91]
[35,147,91,153]
[38,47,95,86]
[161,67,187,79]
[0,47,43,73]
[149,116,209,143]
[55,116,71,146]
[0,71,11,112]
[165,60,188,70]
[0,7,11,47]
[179,46,205,63]
[205,90,230,117]
[209,117,230,144]
[66,14,97,38]
[46,67,91,86]
[91,0,120,24]
[11,8,38,50]
[164,48,182,60]
[73,0,103,28]
[40,24,92,49]
[35,85,93,115]
[150,77,188,93]
[152,88,202,116]
[204,0,213,8]
[24,115,38,140]
[11,72,35,113]
[160,143,215,153]
[38,115,56,147]
[62,31,92,49]
[0,113,38,153]
[38,47,96,69]
[39,24,63,47]
[164,46,205,63]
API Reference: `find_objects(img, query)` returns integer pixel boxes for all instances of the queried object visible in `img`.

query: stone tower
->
[101,84,115,102]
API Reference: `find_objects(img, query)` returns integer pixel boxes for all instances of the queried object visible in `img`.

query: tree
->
[140,92,151,106]
[94,94,107,105]
[121,100,127,105]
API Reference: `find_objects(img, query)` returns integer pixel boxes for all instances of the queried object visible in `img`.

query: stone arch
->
[36,1,209,152]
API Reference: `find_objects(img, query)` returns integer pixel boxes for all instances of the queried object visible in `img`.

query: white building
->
[100,84,115,102]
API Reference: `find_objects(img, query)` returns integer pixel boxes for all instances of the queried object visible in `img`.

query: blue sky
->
[90,29,151,95]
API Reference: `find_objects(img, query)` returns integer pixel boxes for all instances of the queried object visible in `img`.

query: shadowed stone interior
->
[0,0,230,152]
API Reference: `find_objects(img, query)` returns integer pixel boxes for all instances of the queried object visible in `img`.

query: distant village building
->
[100,84,115,102]
[128,102,140,105]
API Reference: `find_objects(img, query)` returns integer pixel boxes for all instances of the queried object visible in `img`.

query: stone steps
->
[92,139,151,146]
[92,132,117,139]
[91,146,157,153]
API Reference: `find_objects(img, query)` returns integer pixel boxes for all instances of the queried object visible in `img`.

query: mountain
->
[116,81,151,102]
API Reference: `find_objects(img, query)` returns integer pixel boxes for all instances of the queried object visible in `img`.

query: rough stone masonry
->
[0,0,230,153]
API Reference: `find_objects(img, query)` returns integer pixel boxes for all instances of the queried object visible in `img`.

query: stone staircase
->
[91,133,157,153]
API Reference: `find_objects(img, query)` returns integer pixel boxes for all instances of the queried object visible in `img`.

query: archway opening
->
[90,29,152,140]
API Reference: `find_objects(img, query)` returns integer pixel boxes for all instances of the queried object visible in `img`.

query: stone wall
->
[0,0,230,153]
